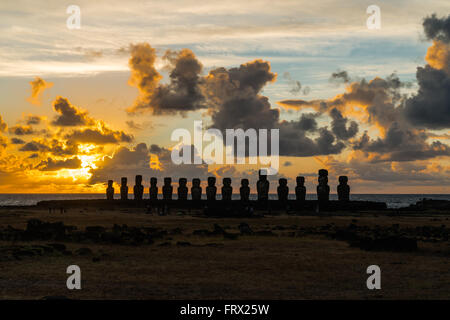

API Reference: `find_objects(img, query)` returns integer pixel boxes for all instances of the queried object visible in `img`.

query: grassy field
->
[0,206,449,299]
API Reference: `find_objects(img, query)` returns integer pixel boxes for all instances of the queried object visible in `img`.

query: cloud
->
[52,96,94,127]
[11,138,25,144]
[402,15,450,129]
[9,125,34,135]
[205,59,279,129]
[25,115,44,125]
[423,14,450,43]
[425,40,450,74]
[324,153,450,186]
[26,77,53,106]
[126,120,143,130]
[19,141,50,152]
[283,71,309,95]
[89,143,209,185]
[127,44,205,114]
[65,124,133,145]
[35,157,82,171]
[330,108,358,140]
[278,121,346,157]
[403,65,450,129]
[353,122,450,162]
[0,115,7,133]
[329,70,351,84]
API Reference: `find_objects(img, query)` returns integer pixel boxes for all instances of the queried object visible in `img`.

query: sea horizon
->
[1,193,450,208]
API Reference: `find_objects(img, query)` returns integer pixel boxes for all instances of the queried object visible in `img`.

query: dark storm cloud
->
[9,125,34,135]
[403,65,450,129]
[11,138,25,144]
[278,120,345,157]
[205,60,279,130]
[36,157,82,171]
[329,70,350,84]
[19,141,50,152]
[127,44,205,114]
[65,126,133,145]
[330,108,358,140]
[353,122,450,161]
[52,97,93,127]
[423,14,450,43]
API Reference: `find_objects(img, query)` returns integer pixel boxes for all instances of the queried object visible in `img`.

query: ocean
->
[0,193,449,208]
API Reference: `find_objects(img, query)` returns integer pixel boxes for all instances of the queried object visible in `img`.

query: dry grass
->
[0,207,449,299]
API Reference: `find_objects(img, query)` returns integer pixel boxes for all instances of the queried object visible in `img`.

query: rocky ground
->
[0,206,449,299]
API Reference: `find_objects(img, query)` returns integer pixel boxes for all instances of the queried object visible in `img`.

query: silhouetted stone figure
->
[337,176,350,202]
[295,176,306,202]
[191,178,202,201]
[163,177,173,200]
[106,180,114,200]
[149,177,158,201]
[206,177,217,201]
[317,169,330,205]
[277,178,289,202]
[120,177,128,200]
[221,178,232,201]
[134,175,144,201]
[240,179,250,202]
[256,170,269,201]
[178,178,188,200]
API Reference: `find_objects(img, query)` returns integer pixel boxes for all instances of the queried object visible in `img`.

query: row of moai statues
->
[106,170,350,202]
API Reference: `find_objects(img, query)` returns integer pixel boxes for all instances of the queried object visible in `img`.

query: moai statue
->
[240,179,250,202]
[206,176,217,201]
[316,169,330,204]
[191,178,202,201]
[162,177,173,200]
[337,176,350,202]
[134,175,144,201]
[178,178,188,200]
[120,177,128,200]
[106,180,114,200]
[295,176,306,202]
[149,177,158,201]
[221,178,232,201]
[256,169,270,201]
[277,178,289,202]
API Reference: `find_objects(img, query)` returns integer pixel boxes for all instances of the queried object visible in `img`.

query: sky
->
[0,0,449,194]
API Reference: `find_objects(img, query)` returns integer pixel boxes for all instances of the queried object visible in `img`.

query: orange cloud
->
[27,77,53,106]
[425,40,450,75]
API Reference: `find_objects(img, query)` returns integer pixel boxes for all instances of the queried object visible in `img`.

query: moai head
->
[108,180,113,188]
[192,178,200,187]
[259,169,267,182]
[223,177,231,187]
[279,178,287,187]
[135,175,142,185]
[179,178,187,187]
[121,177,127,186]
[339,176,348,185]
[208,176,216,186]
[296,176,305,186]
[164,177,172,186]
[318,169,328,185]
[241,178,249,187]
[150,177,157,186]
